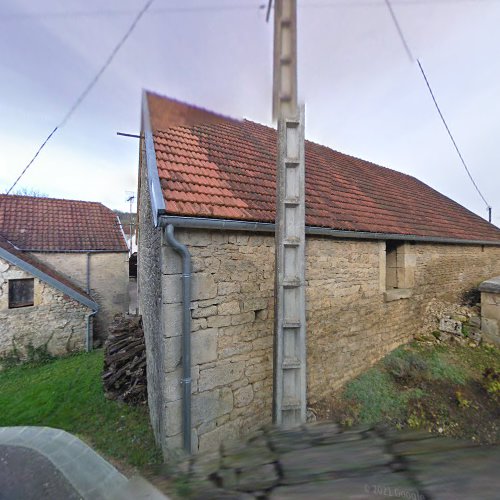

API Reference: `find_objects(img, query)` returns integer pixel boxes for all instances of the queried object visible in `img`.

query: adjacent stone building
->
[0,235,97,358]
[138,91,500,456]
[0,195,129,344]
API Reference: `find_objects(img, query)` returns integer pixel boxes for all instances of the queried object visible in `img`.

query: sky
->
[0,0,498,224]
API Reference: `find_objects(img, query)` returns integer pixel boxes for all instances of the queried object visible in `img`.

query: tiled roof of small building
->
[0,195,128,252]
[147,92,500,243]
[0,235,95,308]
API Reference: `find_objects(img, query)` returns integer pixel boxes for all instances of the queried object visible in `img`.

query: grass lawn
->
[314,342,500,444]
[0,350,162,473]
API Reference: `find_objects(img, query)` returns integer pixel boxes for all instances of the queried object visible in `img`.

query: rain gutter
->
[142,90,166,228]
[158,215,500,246]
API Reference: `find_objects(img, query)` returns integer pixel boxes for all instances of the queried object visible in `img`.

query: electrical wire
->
[416,59,490,209]
[6,0,155,195]
[383,0,491,214]
[384,0,413,61]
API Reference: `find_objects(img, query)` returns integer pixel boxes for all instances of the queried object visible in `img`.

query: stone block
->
[439,318,462,334]
[179,230,211,247]
[163,302,183,337]
[218,282,241,296]
[192,328,218,365]
[219,343,253,359]
[192,318,207,331]
[218,300,241,316]
[165,399,182,436]
[481,318,499,340]
[199,361,246,392]
[231,312,255,326]
[192,305,218,319]
[164,368,182,402]
[242,298,268,312]
[207,315,232,328]
[164,430,198,456]
[162,274,182,304]
[198,420,240,454]
[192,387,233,427]
[164,336,182,372]
[234,385,254,408]
[192,273,217,301]
[164,328,217,370]
[161,245,182,275]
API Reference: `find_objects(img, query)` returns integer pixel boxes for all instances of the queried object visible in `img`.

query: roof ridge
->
[0,194,106,206]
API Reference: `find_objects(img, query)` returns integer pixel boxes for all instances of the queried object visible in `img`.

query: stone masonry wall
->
[137,141,166,449]
[161,230,274,454]
[31,251,129,341]
[0,257,89,358]
[157,228,500,455]
[306,240,500,402]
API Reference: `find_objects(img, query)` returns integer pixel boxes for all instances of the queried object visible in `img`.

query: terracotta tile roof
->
[0,235,95,307]
[147,92,500,243]
[0,195,128,252]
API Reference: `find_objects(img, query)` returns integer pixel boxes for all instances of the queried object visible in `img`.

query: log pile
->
[103,314,147,405]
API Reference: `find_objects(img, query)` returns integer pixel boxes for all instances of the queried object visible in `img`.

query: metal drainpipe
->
[164,224,192,454]
[86,310,97,352]
[85,253,95,352]
[86,253,91,294]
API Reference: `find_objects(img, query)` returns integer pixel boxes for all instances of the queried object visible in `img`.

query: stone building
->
[0,195,129,344]
[0,235,97,358]
[137,91,500,456]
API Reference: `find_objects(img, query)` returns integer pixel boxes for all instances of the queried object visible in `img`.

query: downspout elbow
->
[164,224,192,454]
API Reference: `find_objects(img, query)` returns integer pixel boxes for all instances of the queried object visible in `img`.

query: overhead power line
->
[416,60,490,209]
[6,0,155,195]
[384,0,491,219]
[384,0,413,61]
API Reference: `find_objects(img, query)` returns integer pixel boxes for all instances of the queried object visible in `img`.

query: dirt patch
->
[313,343,500,445]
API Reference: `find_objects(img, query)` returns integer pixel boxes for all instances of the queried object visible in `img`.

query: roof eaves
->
[142,90,166,227]
[23,249,129,253]
[159,215,500,246]
[0,246,99,311]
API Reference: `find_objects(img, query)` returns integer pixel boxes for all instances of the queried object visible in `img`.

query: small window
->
[9,278,34,308]
[384,241,415,302]
[386,241,402,289]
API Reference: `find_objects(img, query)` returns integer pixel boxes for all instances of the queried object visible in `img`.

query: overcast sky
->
[0,0,498,224]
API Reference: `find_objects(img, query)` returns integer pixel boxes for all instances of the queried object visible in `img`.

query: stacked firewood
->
[103,314,147,405]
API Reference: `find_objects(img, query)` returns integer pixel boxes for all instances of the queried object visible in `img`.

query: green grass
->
[424,350,467,385]
[0,350,162,469]
[331,342,500,442]
[344,369,424,424]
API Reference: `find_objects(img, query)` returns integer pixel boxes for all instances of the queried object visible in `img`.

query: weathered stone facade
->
[0,257,89,358]
[31,251,129,340]
[139,226,500,456]
[137,139,166,448]
[479,276,500,346]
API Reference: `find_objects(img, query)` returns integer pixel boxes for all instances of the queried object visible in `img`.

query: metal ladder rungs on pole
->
[274,105,306,427]
[282,357,302,369]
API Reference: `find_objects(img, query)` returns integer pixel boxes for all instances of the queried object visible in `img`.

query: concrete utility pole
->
[272,0,307,426]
